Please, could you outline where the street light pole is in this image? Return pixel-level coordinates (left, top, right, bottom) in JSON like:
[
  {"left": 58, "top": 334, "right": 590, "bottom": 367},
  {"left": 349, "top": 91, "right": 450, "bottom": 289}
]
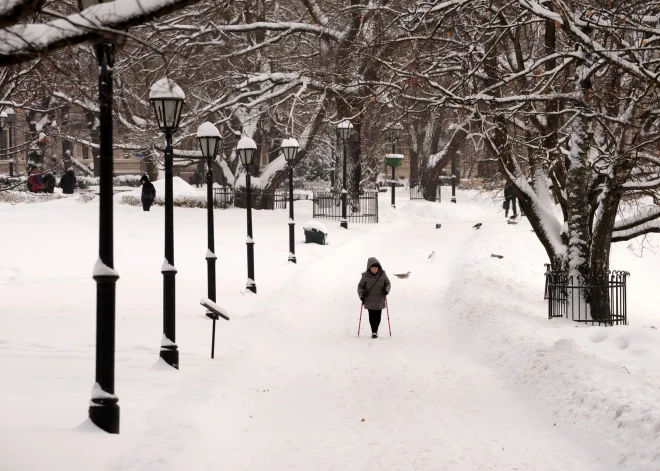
[
  {"left": 451, "top": 155, "right": 457, "bottom": 203},
  {"left": 149, "top": 78, "right": 185, "bottom": 369},
  {"left": 282, "top": 137, "right": 300, "bottom": 264},
  {"left": 391, "top": 140, "right": 396, "bottom": 208},
  {"left": 5, "top": 108, "right": 15, "bottom": 176},
  {"left": 336, "top": 120, "right": 353, "bottom": 229},
  {"left": 237, "top": 136, "right": 258, "bottom": 293},
  {"left": 89, "top": 41, "right": 119, "bottom": 434}
]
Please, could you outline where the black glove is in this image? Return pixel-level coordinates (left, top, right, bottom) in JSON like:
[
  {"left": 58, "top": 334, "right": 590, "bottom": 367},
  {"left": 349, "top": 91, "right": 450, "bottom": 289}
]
[
  {"left": 383, "top": 289, "right": 389, "bottom": 295},
  {"left": 360, "top": 294, "right": 365, "bottom": 302}
]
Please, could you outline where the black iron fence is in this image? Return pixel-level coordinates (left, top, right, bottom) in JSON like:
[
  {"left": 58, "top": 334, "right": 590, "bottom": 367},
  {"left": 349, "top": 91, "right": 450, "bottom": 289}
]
[
  {"left": 213, "top": 188, "right": 286, "bottom": 210},
  {"left": 312, "top": 190, "right": 378, "bottom": 224},
  {"left": 545, "top": 270, "right": 629, "bottom": 326}
]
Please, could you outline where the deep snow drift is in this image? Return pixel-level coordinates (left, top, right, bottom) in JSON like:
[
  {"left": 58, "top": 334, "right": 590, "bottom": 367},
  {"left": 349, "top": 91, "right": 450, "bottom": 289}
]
[{"left": 1, "top": 187, "right": 658, "bottom": 470}]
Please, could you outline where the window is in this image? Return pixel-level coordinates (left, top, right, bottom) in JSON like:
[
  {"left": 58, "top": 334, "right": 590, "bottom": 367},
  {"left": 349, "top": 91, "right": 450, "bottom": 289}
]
[{"left": 82, "top": 145, "right": 89, "bottom": 160}]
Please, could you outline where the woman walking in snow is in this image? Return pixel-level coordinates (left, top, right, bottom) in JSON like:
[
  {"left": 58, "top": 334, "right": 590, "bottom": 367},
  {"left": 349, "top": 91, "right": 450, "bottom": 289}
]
[{"left": 357, "top": 257, "right": 391, "bottom": 339}]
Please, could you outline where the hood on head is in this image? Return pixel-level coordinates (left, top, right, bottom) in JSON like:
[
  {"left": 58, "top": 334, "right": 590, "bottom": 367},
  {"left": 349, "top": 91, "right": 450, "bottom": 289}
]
[
  {"left": 141, "top": 174, "right": 150, "bottom": 183},
  {"left": 366, "top": 256, "right": 382, "bottom": 271}
]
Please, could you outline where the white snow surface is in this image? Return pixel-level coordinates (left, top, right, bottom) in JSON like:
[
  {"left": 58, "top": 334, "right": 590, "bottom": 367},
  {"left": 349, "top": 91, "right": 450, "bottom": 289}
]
[
  {"left": 197, "top": 121, "right": 220, "bottom": 137},
  {"left": 237, "top": 136, "right": 257, "bottom": 150},
  {"left": 149, "top": 77, "right": 185, "bottom": 100},
  {"left": 302, "top": 220, "right": 328, "bottom": 233},
  {"left": 1, "top": 190, "right": 659, "bottom": 470}
]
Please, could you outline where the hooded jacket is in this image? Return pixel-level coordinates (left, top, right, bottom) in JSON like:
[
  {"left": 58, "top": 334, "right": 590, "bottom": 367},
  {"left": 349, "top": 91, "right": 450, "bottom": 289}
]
[
  {"left": 357, "top": 256, "right": 391, "bottom": 310},
  {"left": 141, "top": 175, "right": 156, "bottom": 202},
  {"left": 59, "top": 169, "right": 76, "bottom": 194}
]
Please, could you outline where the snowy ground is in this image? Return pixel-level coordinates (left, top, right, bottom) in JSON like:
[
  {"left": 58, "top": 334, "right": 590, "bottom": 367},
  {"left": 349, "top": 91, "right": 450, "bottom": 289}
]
[{"left": 1, "top": 186, "right": 659, "bottom": 470}]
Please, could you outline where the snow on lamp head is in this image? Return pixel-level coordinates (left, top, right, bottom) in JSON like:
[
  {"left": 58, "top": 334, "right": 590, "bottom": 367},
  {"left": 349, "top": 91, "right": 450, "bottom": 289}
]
[
  {"left": 281, "top": 137, "right": 300, "bottom": 162},
  {"left": 237, "top": 136, "right": 257, "bottom": 167},
  {"left": 336, "top": 119, "right": 353, "bottom": 140},
  {"left": 196, "top": 122, "right": 221, "bottom": 159},
  {"left": 149, "top": 78, "right": 185, "bottom": 133}
]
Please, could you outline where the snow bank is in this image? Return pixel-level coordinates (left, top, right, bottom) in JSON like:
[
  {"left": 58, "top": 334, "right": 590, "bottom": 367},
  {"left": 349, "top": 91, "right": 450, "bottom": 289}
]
[
  {"left": 446, "top": 218, "right": 660, "bottom": 471},
  {"left": 119, "top": 176, "right": 202, "bottom": 201}
]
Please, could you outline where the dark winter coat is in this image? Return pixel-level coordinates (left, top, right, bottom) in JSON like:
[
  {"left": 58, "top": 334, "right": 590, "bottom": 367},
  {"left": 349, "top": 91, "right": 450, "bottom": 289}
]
[
  {"left": 357, "top": 256, "right": 391, "bottom": 310},
  {"left": 42, "top": 173, "right": 56, "bottom": 193},
  {"left": 59, "top": 170, "right": 76, "bottom": 194},
  {"left": 141, "top": 177, "right": 156, "bottom": 203},
  {"left": 504, "top": 183, "right": 514, "bottom": 200}
]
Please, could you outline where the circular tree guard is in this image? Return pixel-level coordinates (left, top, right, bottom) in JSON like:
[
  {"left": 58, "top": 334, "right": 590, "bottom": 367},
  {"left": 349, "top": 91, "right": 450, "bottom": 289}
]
[{"left": 384, "top": 153, "right": 405, "bottom": 168}]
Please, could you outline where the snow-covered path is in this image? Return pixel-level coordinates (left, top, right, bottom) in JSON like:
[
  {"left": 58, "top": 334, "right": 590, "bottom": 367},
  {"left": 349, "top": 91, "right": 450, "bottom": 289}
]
[{"left": 0, "top": 194, "right": 614, "bottom": 470}]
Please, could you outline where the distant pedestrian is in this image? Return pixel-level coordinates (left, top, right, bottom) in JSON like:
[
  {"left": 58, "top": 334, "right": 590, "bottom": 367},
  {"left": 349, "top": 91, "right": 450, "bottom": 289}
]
[
  {"left": 357, "top": 257, "right": 391, "bottom": 339},
  {"left": 503, "top": 182, "right": 517, "bottom": 219},
  {"left": 42, "top": 173, "right": 56, "bottom": 193},
  {"left": 194, "top": 169, "right": 203, "bottom": 188},
  {"left": 59, "top": 168, "right": 76, "bottom": 194},
  {"left": 140, "top": 174, "right": 156, "bottom": 211},
  {"left": 27, "top": 166, "right": 45, "bottom": 193}
]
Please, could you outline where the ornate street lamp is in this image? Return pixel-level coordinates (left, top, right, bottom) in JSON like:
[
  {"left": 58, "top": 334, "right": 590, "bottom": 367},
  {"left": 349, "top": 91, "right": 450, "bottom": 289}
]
[
  {"left": 451, "top": 156, "right": 457, "bottom": 203},
  {"left": 387, "top": 123, "right": 404, "bottom": 208},
  {"left": 336, "top": 119, "right": 353, "bottom": 229},
  {"left": 78, "top": 0, "right": 119, "bottom": 434},
  {"left": 281, "top": 137, "right": 300, "bottom": 264},
  {"left": 237, "top": 136, "right": 257, "bottom": 293},
  {"left": 196, "top": 122, "right": 222, "bottom": 357},
  {"left": 149, "top": 77, "right": 185, "bottom": 369}
]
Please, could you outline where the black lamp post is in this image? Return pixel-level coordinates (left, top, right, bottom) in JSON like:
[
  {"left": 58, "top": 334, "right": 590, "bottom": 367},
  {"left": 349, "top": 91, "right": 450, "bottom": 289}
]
[
  {"left": 5, "top": 108, "right": 15, "bottom": 176},
  {"left": 0, "top": 111, "right": 6, "bottom": 162},
  {"left": 336, "top": 119, "right": 353, "bottom": 229},
  {"left": 281, "top": 137, "right": 300, "bottom": 264},
  {"left": 451, "top": 155, "right": 457, "bottom": 203},
  {"left": 237, "top": 136, "right": 257, "bottom": 293},
  {"left": 387, "top": 123, "right": 403, "bottom": 208},
  {"left": 196, "top": 122, "right": 222, "bottom": 356},
  {"left": 149, "top": 78, "right": 185, "bottom": 369},
  {"left": 78, "top": 0, "right": 119, "bottom": 434}
]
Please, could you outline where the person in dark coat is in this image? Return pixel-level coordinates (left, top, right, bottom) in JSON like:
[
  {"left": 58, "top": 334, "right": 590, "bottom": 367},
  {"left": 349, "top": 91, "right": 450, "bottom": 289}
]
[
  {"left": 357, "top": 256, "right": 391, "bottom": 338},
  {"left": 42, "top": 173, "right": 56, "bottom": 193},
  {"left": 27, "top": 166, "right": 45, "bottom": 193},
  {"left": 59, "top": 168, "right": 76, "bottom": 194},
  {"left": 503, "top": 182, "right": 517, "bottom": 219},
  {"left": 194, "top": 168, "right": 203, "bottom": 188},
  {"left": 140, "top": 174, "right": 156, "bottom": 211}
]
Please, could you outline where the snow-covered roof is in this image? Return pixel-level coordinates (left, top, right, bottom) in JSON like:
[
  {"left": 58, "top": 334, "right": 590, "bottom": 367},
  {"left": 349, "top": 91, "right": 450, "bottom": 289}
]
[
  {"left": 149, "top": 78, "right": 185, "bottom": 100},
  {"left": 281, "top": 137, "right": 300, "bottom": 149},
  {"left": 237, "top": 136, "right": 257, "bottom": 150},
  {"left": 385, "top": 154, "right": 404, "bottom": 160},
  {"left": 197, "top": 121, "right": 220, "bottom": 138}
]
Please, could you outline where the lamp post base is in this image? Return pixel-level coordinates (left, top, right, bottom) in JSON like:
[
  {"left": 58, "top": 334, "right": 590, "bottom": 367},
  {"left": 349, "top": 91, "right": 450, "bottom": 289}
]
[
  {"left": 160, "top": 348, "right": 179, "bottom": 369},
  {"left": 288, "top": 255, "right": 297, "bottom": 264},
  {"left": 340, "top": 219, "right": 348, "bottom": 229},
  {"left": 89, "top": 401, "right": 119, "bottom": 434},
  {"left": 451, "top": 197, "right": 457, "bottom": 203}
]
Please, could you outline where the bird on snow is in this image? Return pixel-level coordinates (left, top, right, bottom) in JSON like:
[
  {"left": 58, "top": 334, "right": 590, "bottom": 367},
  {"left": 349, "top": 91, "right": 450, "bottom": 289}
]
[
  {"left": 394, "top": 271, "right": 412, "bottom": 279},
  {"left": 436, "top": 223, "right": 442, "bottom": 229},
  {"left": 473, "top": 223, "right": 482, "bottom": 229},
  {"left": 427, "top": 251, "right": 436, "bottom": 263}
]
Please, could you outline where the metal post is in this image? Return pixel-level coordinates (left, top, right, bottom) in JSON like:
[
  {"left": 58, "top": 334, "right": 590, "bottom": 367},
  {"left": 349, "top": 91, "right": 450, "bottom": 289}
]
[
  {"left": 205, "top": 157, "right": 218, "bottom": 357},
  {"left": 451, "top": 156, "right": 457, "bottom": 203},
  {"left": 341, "top": 140, "right": 348, "bottom": 229},
  {"left": 161, "top": 131, "right": 179, "bottom": 369},
  {"left": 288, "top": 164, "right": 296, "bottom": 263},
  {"left": 330, "top": 148, "right": 335, "bottom": 188},
  {"left": 391, "top": 141, "right": 396, "bottom": 208},
  {"left": 89, "top": 42, "right": 119, "bottom": 434},
  {"left": 246, "top": 171, "right": 257, "bottom": 293},
  {"left": 8, "top": 122, "right": 13, "bottom": 177}
]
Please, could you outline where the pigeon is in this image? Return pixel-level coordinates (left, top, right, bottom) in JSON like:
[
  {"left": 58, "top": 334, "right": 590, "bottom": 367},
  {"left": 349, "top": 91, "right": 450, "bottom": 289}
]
[
  {"left": 436, "top": 223, "right": 442, "bottom": 229},
  {"left": 507, "top": 219, "right": 518, "bottom": 225},
  {"left": 394, "top": 271, "right": 412, "bottom": 279},
  {"left": 491, "top": 254, "right": 504, "bottom": 259},
  {"left": 427, "top": 251, "right": 436, "bottom": 263},
  {"left": 473, "top": 223, "right": 482, "bottom": 229}
]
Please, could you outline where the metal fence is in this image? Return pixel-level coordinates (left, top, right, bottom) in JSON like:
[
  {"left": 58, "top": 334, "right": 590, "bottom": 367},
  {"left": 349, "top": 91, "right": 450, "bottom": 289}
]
[
  {"left": 312, "top": 190, "right": 379, "bottom": 224},
  {"left": 409, "top": 177, "right": 454, "bottom": 201},
  {"left": 213, "top": 188, "right": 286, "bottom": 210},
  {"left": 545, "top": 270, "right": 629, "bottom": 326}
]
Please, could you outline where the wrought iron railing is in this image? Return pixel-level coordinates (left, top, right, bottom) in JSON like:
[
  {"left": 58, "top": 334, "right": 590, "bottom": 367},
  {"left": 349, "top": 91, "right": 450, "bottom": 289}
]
[
  {"left": 312, "top": 190, "right": 378, "bottom": 224},
  {"left": 545, "top": 270, "right": 629, "bottom": 326},
  {"left": 213, "top": 188, "right": 286, "bottom": 210}
]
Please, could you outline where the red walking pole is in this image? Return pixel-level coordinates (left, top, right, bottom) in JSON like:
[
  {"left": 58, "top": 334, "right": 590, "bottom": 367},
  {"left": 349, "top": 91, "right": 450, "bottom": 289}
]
[
  {"left": 385, "top": 298, "right": 391, "bottom": 336},
  {"left": 357, "top": 303, "right": 364, "bottom": 337}
]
